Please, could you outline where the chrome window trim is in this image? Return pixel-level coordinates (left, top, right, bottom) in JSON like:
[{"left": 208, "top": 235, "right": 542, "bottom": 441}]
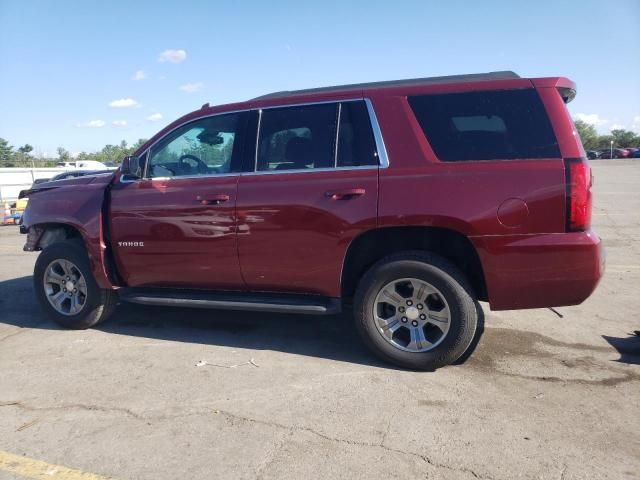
[
  {"left": 254, "top": 109, "right": 263, "bottom": 172},
  {"left": 130, "top": 166, "right": 377, "bottom": 182},
  {"left": 146, "top": 172, "right": 242, "bottom": 182},
  {"left": 364, "top": 98, "right": 390, "bottom": 168},
  {"left": 119, "top": 175, "right": 140, "bottom": 184},
  {"left": 241, "top": 165, "right": 378, "bottom": 177},
  {"left": 120, "top": 97, "right": 390, "bottom": 185},
  {"left": 333, "top": 102, "right": 342, "bottom": 168}
]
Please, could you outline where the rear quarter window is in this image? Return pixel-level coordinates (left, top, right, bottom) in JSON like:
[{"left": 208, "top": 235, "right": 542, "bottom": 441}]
[{"left": 408, "top": 89, "right": 560, "bottom": 162}]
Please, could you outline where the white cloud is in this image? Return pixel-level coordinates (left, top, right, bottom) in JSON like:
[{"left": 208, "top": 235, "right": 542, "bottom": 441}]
[
  {"left": 112, "top": 120, "right": 127, "bottom": 127},
  {"left": 76, "top": 119, "right": 106, "bottom": 128},
  {"left": 631, "top": 115, "right": 640, "bottom": 133},
  {"left": 179, "top": 82, "right": 204, "bottom": 93},
  {"left": 574, "top": 113, "right": 607, "bottom": 126},
  {"left": 158, "top": 49, "right": 187, "bottom": 63},
  {"left": 146, "top": 113, "right": 163, "bottom": 122},
  {"left": 609, "top": 123, "right": 626, "bottom": 131},
  {"left": 131, "top": 70, "right": 146, "bottom": 81},
  {"left": 109, "top": 98, "right": 139, "bottom": 108}
]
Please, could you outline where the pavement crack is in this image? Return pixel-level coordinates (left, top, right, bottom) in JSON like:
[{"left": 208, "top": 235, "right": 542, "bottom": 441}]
[
  {"left": 254, "top": 429, "right": 292, "bottom": 480},
  {"left": 379, "top": 403, "right": 402, "bottom": 449},
  {"left": 0, "top": 400, "right": 145, "bottom": 420},
  {"left": 215, "top": 409, "right": 492, "bottom": 479},
  {"left": 0, "top": 329, "right": 28, "bottom": 342},
  {"left": 0, "top": 401, "right": 490, "bottom": 478}
]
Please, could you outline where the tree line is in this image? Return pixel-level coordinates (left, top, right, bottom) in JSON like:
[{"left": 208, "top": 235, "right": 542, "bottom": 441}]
[
  {"left": 573, "top": 121, "right": 639, "bottom": 151},
  {"left": 0, "top": 138, "right": 147, "bottom": 168}
]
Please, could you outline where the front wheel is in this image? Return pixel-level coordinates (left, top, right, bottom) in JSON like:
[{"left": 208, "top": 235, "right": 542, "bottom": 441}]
[
  {"left": 354, "top": 251, "right": 478, "bottom": 370},
  {"left": 33, "top": 239, "right": 117, "bottom": 329}
]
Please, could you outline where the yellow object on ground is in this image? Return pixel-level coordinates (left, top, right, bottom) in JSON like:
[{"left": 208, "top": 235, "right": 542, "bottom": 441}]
[
  {"left": 16, "top": 198, "right": 28, "bottom": 210},
  {"left": 0, "top": 450, "right": 114, "bottom": 480}
]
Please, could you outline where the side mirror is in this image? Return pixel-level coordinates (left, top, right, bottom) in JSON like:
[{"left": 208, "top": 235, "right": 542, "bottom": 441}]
[{"left": 121, "top": 156, "right": 142, "bottom": 180}]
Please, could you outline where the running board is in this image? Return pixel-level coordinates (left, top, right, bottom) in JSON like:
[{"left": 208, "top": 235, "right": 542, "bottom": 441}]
[{"left": 118, "top": 288, "right": 341, "bottom": 315}]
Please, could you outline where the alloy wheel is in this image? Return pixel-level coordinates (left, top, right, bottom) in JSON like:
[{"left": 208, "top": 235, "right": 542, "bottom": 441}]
[{"left": 373, "top": 277, "right": 451, "bottom": 352}]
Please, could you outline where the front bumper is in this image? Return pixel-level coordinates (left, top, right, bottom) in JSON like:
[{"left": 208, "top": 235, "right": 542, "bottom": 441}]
[{"left": 472, "top": 230, "right": 604, "bottom": 310}]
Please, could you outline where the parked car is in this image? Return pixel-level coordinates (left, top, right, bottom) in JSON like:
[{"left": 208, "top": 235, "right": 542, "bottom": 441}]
[
  {"left": 633, "top": 149, "right": 640, "bottom": 158},
  {"left": 19, "top": 71, "right": 604, "bottom": 370},
  {"left": 586, "top": 150, "right": 601, "bottom": 160},
  {"left": 625, "top": 147, "right": 639, "bottom": 157},
  {"left": 76, "top": 160, "right": 107, "bottom": 170},
  {"left": 29, "top": 178, "right": 51, "bottom": 189},
  {"left": 599, "top": 148, "right": 630, "bottom": 159}
]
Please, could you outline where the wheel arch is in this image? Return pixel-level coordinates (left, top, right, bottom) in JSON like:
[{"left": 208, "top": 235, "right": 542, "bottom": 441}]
[
  {"left": 28, "top": 221, "right": 116, "bottom": 290},
  {"left": 30, "top": 222, "right": 84, "bottom": 250},
  {"left": 341, "top": 226, "right": 487, "bottom": 302}
]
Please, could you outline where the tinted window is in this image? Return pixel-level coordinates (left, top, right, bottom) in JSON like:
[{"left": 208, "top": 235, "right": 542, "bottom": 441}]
[
  {"left": 408, "top": 89, "right": 560, "bottom": 161},
  {"left": 147, "top": 113, "right": 241, "bottom": 178},
  {"left": 337, "top": 101, "right": 378, "bottom": 167},
  {"left": 257, "top": 104, "right": 338, "bottom": 171}
]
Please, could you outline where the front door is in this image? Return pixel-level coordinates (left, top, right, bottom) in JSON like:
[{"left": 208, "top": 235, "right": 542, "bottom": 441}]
[
  {"left": 110, "top": 111, "right": 248, "bottom": 289},
  {"left": 236, "top": 101, "right": 380, "bottom": 297}
]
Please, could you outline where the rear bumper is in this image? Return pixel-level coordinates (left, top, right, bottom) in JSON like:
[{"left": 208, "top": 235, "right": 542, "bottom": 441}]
[{"left": 472, "top": 230, "right": 604, "bottom": 310}]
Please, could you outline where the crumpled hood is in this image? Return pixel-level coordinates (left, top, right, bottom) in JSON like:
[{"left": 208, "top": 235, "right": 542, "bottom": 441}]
[
  {"left": 19, "top": 171, "right": 115, "bottom": 199},
  {"left": 20, "top": 170, "right": 115, "bottom": 232}
]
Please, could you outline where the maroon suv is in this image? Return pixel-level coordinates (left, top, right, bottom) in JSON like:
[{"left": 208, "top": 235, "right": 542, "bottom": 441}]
[{"left": 20, "top": 71, "right": 604, "bottom": 369}]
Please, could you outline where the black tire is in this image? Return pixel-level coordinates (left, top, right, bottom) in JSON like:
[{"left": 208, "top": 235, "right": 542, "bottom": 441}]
[
  {"left": 354, "top": 251, "right": 478, "bottom": 370},
  {"left": 33, "top": 239, "right": 117, "bottom": 329}
]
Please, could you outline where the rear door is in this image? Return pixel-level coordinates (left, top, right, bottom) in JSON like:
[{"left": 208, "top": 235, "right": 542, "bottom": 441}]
[
  {"left": 236, "top": 100, "right": 381, "bottom": 297},
  {"left": 110, "top": 111, "right": 248, "bottom": 289}
]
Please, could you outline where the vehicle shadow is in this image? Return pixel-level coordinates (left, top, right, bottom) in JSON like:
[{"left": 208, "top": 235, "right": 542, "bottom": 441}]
[
  {"left": 1, "top": 275, "right": 484, "bottom": 371},
  {"left": 602, "top": 334, "right": 640, "bottom": 366}
]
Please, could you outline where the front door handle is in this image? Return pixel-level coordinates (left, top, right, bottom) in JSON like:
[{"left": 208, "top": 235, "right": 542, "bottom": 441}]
[
  {"left": 325, "top": 188, "right": 366, "bottom": 200},
  {"left": 197, "top": 194, "right": 230, "bottom": 205}
]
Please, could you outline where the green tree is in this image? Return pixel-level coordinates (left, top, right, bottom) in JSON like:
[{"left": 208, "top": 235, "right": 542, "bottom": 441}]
[
  {"left": 132, "top": 138, "right": 147, "bottom": 151},
  {"left": 610, "top": 129, "right": 639, "bottom": 148},
  {"left": 573, "top": 120, "right": 599, "bottom": 150},
  {"left": 0, "top": 138, "right": 14, "bottom": 164},
  {"left": 16, "top": 144, "right": 35, "bottom": 167},
  {"left": 18, "top": 144, "right": 33, "bottom": 154},
  {"left": 595, "top": 134, "right": 614, "bottom": 150},
  {"left": 57, "top": 147, "right": 71, "bottom": 163}
]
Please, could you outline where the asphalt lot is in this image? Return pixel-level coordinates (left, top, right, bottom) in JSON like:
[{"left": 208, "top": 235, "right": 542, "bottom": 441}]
[{"left": 0, "top": 159, "right": 639, "bottom": 480}]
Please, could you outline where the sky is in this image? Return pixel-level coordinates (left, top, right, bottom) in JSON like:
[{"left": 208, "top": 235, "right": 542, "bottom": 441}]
[{"left": 0, "top": 0, "right": 639, "bottom": 156}]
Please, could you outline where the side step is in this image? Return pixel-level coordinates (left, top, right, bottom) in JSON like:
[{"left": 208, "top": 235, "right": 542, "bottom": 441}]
[{"left": 118, "top": 288, "right": 341, "bottom": 316}]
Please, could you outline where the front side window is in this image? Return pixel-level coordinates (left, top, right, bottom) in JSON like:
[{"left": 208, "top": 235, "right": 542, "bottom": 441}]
[
  {"left": 408, "top": 89, "right": 560, "bottom": 162},
  {"left": 147, "top": 113, "right": 241, "bottom": 178}
]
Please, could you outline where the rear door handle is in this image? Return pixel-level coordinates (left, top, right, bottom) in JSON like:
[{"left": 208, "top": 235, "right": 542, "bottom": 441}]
[
  {"left": 325, "top": 188, "right": 366, "bottom": 200},
  {"left": 197, "top": 194, "right": 230, "bottom": 205}
]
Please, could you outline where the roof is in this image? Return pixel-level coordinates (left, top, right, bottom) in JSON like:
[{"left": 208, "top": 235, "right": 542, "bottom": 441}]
[{"left": 252, "top": 71, "right": 520, "bottom": 100}]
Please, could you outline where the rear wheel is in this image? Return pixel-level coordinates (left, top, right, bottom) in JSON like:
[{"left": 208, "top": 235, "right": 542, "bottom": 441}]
[
  {"left": 34, "top": 240, "right": 117, "bottom": 329},
  {"left": 354, "top": 251, "right": 478, "bottom": 370}
]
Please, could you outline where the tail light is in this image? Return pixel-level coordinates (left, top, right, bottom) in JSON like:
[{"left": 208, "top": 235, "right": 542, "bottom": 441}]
[{"left": 565, "top": 158, "right": 592, "bottom": 231}]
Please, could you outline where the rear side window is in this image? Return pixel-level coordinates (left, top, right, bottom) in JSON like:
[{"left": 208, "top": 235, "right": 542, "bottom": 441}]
[
  {"left": 337, "top": 101, "right": 378, "bottom": 167},
  {"left": 408, "top": 89, "right": 560, "bottom": 161},
  {"left": 255, "top": 101, "right": 379, "bottom": 172},
  {"left": 257, "top": 104, "right": 338, "bottom": 171}
]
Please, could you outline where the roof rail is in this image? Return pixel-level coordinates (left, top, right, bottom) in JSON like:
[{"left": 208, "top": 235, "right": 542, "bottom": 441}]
[{"left": 252, "top": 71, "right": 520, "bottom": 100}]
